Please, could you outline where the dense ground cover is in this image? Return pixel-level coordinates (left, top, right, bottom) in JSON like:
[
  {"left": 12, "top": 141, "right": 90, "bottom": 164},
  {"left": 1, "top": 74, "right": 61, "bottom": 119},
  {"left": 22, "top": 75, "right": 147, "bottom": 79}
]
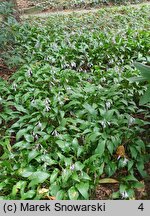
[
  {"left": 23, "top": 0, "right": 149, "bottom": 11},
  {"left": 0, "top": 4, "right": 150, "bottom": 199}
]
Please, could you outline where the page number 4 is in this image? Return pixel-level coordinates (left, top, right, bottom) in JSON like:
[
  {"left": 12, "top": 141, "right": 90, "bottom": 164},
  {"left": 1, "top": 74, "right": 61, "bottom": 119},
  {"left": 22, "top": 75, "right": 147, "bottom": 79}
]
[{"left": 138, "top": 203, "right": 144, "bottom": 211}]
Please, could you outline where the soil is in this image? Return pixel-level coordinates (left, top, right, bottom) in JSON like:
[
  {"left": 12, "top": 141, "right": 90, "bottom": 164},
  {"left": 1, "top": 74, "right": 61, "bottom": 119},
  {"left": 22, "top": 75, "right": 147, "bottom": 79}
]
[
  {"left": 0, "top": 59, "right": 16, "bottom": 80},
  {"left": 18, "top": 1, "right": 150, "bottom": 18},
  {"left": 17, "top": 0, "right": 30, "bottom": 9},
  {"left": 94, "top": 163, "right": 150, "bottom": 200},
  {"left": 92, "top": 157, "right": 150, "bottom": 200}
]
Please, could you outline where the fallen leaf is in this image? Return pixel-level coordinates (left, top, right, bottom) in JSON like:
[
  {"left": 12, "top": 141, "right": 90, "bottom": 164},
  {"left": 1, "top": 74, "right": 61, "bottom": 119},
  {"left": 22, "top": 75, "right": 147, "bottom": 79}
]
[
  {"left": 38, "top": 188, "right": 49, "bottom": 194},
  {"left": 99, "top": 178, "right": 119, "bottom": 184},
  {"left": 46, "top": 196, "right": 56, "bottom": 200},
  {"left": 116, "top": 145, "right": 126, "bottom": 158}
]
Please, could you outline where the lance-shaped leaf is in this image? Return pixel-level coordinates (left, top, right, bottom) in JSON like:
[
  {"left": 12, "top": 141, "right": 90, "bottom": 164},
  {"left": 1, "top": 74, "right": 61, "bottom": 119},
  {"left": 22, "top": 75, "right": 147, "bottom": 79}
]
[{"left": 134, "top": 62, "right": 150, "bottom": 80}]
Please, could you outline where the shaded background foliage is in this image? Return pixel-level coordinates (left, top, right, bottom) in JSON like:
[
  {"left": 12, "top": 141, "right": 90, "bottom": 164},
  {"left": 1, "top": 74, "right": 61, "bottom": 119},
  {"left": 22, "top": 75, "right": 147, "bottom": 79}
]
[{"left": 0, "top": 0, "right": 150, "bottom": 200}]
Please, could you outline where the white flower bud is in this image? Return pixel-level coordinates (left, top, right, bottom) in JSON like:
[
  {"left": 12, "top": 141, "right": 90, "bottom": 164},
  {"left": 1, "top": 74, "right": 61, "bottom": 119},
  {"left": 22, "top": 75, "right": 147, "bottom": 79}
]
[
  {"left": 101, "top": 120, "right": 106, "bottom": 128},
  {"left": 105, "top": 101, "right": 111, "bottom": 110},
  {"left": 52, "top": 130, "right": 59, "bottom": 137},
  {"left": 101, "top": 77, "right": 106, "bottom": 82},
  {"left": 122, "top": 158, "right": 128, "bottom": 166},
  {"left": 37, "top": 121, "right": 42, "bottom": 129},
  {"left": 27, "top": 69, "right": 32, "bottom": 77},
  {"left": 45, "top": 98, "right": 51, "bottom": 112},
  {"left": 35, "top": 41, "right": 40, "bottom": 49},
  {"left": 70, "top": 164, "right": 75, "bottom": 171},
  {"left": 128, "top": 116, "right": 135, "bottom": 126},
  {"left": 121, "top": 191, "right": 129, "bottom": 199},
  {"left": 13, "top": 83, "right": 17, "bottom": 91},
  {"left": 35, "top": 134, "right": 39, "bottom": 140}
]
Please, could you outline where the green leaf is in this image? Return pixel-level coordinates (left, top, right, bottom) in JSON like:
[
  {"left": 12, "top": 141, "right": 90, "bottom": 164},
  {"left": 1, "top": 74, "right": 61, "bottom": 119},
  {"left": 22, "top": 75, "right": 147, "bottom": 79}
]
[
  {"left": 129, "top": 146, "right": 138, "bottom": 159},
  {"left": 22, "top": 92, "right": 31, "bottom": 102},
  {"left": 74, "top": 161, "right": 84, "bottom": 171},
  {"left": 21, "top": 190, "right": 36, "bottom": 200},
  {"left": 72, "top": 138, "right": 79, "bottom": 150},
  {"left": 28, "top": 171, "right": 50, "bottom": 187},
  {"left": 128, "top": 160, "right": 134, "bottom": 171},
  {"left": 95, "top": 140, "right": 106, "bottom": 157},
  {"left": 119, "top": 184, "right": 127, "bottom": 193},
  {"left": 14, "top": 104, "right": 28, "bottom": 113},
  {"left": 105, "top": 109, "right": 115, "bottom": 121},
  {"left": 82, "top": 103, "right": 97, "bottom": 115},
  {"left": 50, "top": 183, "right": 60, "bottom": 196},
  {"left": 16, "top": 129, "right": 28, "bottom": 141},
  {"left": 136, "top": 161, "right": 147, "bottom": 178},
  {"left": 0, "top": 182, "right": 6, "bottom": 191},
  {"left": 64, "top": 158, "right": 72, "bottom": 167},
  {"left": 12, "top": 181, "right": 26, "bottom": 197},
  {"left": 76, "top": 182, "right": 89, "bottom": 199},
  {"left": 62, "top": 169, "right": 72, "bottom": 183},
  {"left": 98, "top": 163, "right": 104, "bottom": 176},
  {"left": 12, "top": 141, "right": 29, "bottom": 149},
  {"left": 133, "top": 182, "right": 144, "bottom": 189},
  {"left": 139, "top": 85, "right": 150, "bottom": 105},
  {"left": 112, "top": 191, "right": 120, "bottom": 199},
  {"left": 72, "top": 172, "right": 80, "bottom": 182},
  {"left": 77, "top": 146, "right": 84, "bottom": 157},
  {"left": 81, "top": 172, "right": 91, "bottom": 181},
  {"left": 28, "top": 150, "right": 39, "bottom": 162},
  {"left": 88, "top": 132, "right": 100, "bottom": 142},
  {"left": 126, "top": 188, "right": 135, "bottom": 198},
  {"left": 24, "top": 134, "right": 34, "bottom": 143},
  {"left": 56, "top": 140, "right": 65, "bottom": 148},
  {"left": 134, "top": 62, "right": 150, "bottom": 80},
  {"left": 50, "top": 169, "right": 59, "bottom": 184},
  {"left": 68, "top": 187, "right": 79, "bottom": 200},
  {"left": 56, "top": 190, "right": 65, "bottom": 200},
  {"left": 19, "top": 167, "right": 35, "bottom": 178},
  {"left": 122, "top": 175, "right": 138, "bottom": 182},
  {"left": 129, "top": 76, "right": 146, "bottom": 82},
  {"left": 64, "top": 100, "right": 80, "bottom": 109},
  {"left": 107, "top": 142, "right": 114, "bottom": 155},
  {"left": 43, "top": 134, "right": 51, "bottom": 141}
]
